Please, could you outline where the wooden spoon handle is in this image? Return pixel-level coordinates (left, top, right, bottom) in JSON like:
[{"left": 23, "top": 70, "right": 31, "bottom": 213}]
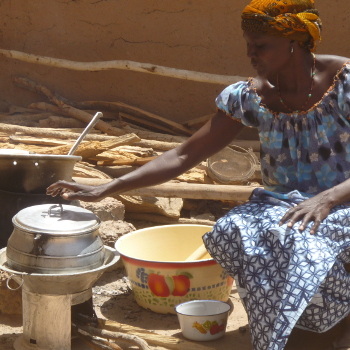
[{"left": 185, "top": 244, "right": 209, "bottom": 261}]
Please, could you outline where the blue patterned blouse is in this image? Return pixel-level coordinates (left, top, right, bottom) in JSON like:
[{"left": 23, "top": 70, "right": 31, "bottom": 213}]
[{"left": 216, "top": 62, "right": 350, "bottom": 195}]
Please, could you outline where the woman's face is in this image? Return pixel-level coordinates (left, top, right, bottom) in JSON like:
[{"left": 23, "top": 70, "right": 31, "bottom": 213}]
[{"left": 243, "top": 31, "right": 292, "bottom": 77}]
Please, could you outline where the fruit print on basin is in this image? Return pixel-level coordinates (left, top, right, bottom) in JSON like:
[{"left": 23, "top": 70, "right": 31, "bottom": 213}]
[{"left": 122, "top": 255, "right": 233, "bottom": 314}]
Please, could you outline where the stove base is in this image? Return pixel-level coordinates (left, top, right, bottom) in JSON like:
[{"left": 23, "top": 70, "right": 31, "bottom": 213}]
[
  {"left": 14, "top": 336, "right": 95, "bottom": 350},
  {"left": 15, "top": 289, "right": 92, "bottom": 350},
  {"left": 14, "top": 335, "right": 60, "bottom": 350}
]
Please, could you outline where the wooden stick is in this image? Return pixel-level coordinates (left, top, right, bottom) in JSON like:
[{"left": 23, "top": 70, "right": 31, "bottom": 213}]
[
  {"left": 13, "top": 77, "right": 126, "bottom": 137},
  {"left": 0, "top": 112, "right": 51, "bottom": 123},
  {"left": 96, "top": 156, "right": 156, "bottom": 166},
  {"left": 119, "top": 112, "right": 180, "bottom": 135},
  {"left": 125, "top": 212, "right": 215, "bottom": 226},
  {"left": 0, "top": 123, "right": 128, "bottom": 141},
  {"left": 0, "top": 49, "right": 247, "bottom": 85},
  {"left": 30, "top": 101, "right": 75, "bottom": 115},
  {"left": 9, "top": 135, "right": 72, "bottom": 146},
  {"left": 72, "top": 177, "right": 258, "bottom": 201},
  {"left": 9, "top": 105, "right": 49, "bottom": 115},
  {"left": 78, "top": 333, "right": 123, "bottom": 350},
  {"left": 77, "top": 324, "right": 151, "bottom": 350},
  {"left": 39, "top": 115, "right": 88, "bottom": 129},
  {"left": 121, "top": 124, "right": 187, "bottom": 143},
  {"left": 133, "top": 139, "right": 181, "bottom": 151},
  {"left": 99, "top": 319, "right": 216, "bottom": 350}
]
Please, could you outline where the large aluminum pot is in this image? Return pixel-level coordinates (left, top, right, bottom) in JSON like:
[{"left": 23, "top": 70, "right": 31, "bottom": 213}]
[
  {"left": 0, "top": 153, "right": 81, "bottom": 193},
  {"left": 6, "top": 203, "right": 105, "bottom": 274}
]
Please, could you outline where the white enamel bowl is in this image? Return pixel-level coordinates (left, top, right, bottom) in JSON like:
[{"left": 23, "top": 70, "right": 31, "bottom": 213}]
[{"left": 175, "top": 300, "right": 232, "bottom": 341}]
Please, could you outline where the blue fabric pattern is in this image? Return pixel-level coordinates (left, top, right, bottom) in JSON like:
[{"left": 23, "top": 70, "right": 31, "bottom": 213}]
[
  {"left": 215, "top": 62, "right": 350, "bottom": 195},
  {"left": 203, "top": 62, "right": 350, "bottom": 350}
]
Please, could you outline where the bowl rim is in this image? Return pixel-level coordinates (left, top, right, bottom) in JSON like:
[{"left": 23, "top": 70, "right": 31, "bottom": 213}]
[
  {"left": 174, "top": 299, "right": 232, "bottom": 316},
  {"left": 115, "top": 224, "right": 214, "bottom": 264},
  {"left": 0, "top": 246, "right": 119, "bottom": 277},
  {"left": 0, "top": 154, "right": 81, "bottom": 160}
]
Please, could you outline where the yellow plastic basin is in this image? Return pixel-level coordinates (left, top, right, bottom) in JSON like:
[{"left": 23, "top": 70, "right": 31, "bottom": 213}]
[{"left": 115, "top": 225, "right": 233, "bottom": 314}]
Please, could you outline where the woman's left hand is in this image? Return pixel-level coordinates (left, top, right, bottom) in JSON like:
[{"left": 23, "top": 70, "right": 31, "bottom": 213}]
[{"left": 279, "top": 192, "right": 334, "bottom": 234}]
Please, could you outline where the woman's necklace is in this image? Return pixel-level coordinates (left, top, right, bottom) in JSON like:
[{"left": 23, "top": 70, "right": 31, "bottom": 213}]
[{"left": 277, "top": 53, "right": 316, "bottom": 113}]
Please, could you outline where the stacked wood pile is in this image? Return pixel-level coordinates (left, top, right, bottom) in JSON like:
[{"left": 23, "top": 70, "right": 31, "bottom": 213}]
[{"left": 0, "top": 77, "right": 262, "bottom": 226}]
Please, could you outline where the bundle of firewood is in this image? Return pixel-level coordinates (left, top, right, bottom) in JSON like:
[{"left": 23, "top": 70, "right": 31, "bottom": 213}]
[{"left": 0, "top": 77, "right": 262, "bottom": 224}]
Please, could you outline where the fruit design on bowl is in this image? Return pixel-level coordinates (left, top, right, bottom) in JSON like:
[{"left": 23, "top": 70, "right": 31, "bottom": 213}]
[
  {"left": 193, "top": 319, "right": 227, "bottom": 335},
  {"left": 139, "top": 269, "right": 192, "bottom": 297},
  {"left": 131, "top": 263, "right": 233, "bottom": 314}
]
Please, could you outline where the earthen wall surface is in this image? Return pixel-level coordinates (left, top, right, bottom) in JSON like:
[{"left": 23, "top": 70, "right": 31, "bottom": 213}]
[{"left": 0, "top": 0, "right": 349, "bottom": 122}]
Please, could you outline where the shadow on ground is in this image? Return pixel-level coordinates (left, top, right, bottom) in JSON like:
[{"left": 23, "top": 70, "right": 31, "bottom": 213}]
[{"left": 285, "top": 322, "right": 344, "bottom": 350}]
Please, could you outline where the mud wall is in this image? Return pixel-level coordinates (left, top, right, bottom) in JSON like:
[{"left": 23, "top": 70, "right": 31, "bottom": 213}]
[{"left": 0, "top": 0, "right": 349, "bottom": 123}]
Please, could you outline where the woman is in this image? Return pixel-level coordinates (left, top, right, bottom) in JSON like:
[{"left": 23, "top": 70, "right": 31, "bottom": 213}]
[{"left": 47, "top": 1, "right": 350, "bottom": 349}]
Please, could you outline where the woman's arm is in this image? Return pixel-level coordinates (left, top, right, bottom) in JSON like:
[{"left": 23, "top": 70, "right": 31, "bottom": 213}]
[{"left": 47, "top": 110, "right": 245, "bottom": 201}]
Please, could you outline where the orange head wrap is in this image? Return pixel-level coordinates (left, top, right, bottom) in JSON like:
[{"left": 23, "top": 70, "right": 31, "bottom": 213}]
[{"left": 241, "top": 0, "right": 322, "bottom": 51}]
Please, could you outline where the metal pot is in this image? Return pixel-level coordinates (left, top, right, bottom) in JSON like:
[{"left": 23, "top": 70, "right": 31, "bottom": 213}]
[
  {"left": 0, "top": 189, "right": 71, "bottom": 249},
  {"left": 0, "top": 154, "right": 81, "bottom": 193},
  {"left": 6, "top": 203, "right": 105, "bottom": 274}
]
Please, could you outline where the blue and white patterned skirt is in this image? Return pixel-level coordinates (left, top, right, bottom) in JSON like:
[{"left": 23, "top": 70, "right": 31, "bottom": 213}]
[{"left": 203, "top": 188, "right": 350, "bottom": 350}]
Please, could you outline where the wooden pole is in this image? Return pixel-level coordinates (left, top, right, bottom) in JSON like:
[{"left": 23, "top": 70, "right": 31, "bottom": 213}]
[
  {"left": 72, "top": 177, "right": 259, "bottom": 201},
  {"left": 0, "top": 49, "right": 247, "bottom": 85},
  {"left": 0, "top": 123, "right": 137, "bottom": 142},
  {"left": 125, "top": 212, "right": 216, "bottom": 226}
]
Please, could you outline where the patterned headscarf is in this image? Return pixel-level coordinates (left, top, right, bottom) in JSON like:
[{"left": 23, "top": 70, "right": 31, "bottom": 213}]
[{"left": 241, "top": 0, "right": 322, "bottom": 51}]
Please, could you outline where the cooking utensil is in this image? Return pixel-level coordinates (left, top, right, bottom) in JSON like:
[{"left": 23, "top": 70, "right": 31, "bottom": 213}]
[
  {"left": 0, "top": 154, "right": 82, "bottom": 193},
  {"left": 0, "top": 112, "right": 101, "bottom": 193},
  {"left": 68, "top": 111, "right": 102, "bottom": 155},
  {"left": 6, "top": 203, "right": 105, "bottom": 274},
  {"left": 185, "top": 244, "right": 210, "bottom": 261}
]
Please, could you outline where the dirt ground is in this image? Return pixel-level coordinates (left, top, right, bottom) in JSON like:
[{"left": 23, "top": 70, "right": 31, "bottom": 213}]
[
  {"left": 0, "top": 208, "right": 345, "bottom": 350},
  {"left": 0, "top": 263, "right": 347, "bottom": 350}
]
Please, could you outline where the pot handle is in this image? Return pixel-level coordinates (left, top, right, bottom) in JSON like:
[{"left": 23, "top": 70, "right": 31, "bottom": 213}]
[
  {"left": 7, "top": 274, "right": 24, "bottom": 291},
  {"left": 48, "top": 203, "right": 64, "bottom": 217}
]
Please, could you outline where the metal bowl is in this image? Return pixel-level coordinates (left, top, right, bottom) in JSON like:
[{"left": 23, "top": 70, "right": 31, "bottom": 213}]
[
  {"left": 0, "top": 246, "right": 120, "bottom": 294},
  {"left": 0, "top": 153, "right": 81, "bottom": 193},
  {"left": 175, "top": 300, "right": 231, "bottom": 341},
  {"left": 6, "top": 203, "right": 105, "bottom": 274}
]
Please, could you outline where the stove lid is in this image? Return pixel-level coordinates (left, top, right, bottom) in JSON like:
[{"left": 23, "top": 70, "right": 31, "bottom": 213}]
[{"left": 13, "top": 204, "right": 100, "bottom": 235}]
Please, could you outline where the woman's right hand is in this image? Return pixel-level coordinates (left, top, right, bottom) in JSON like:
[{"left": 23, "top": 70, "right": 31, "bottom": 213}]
[{"left": 46, "top": 180, "right": 108, "bottom": 202}]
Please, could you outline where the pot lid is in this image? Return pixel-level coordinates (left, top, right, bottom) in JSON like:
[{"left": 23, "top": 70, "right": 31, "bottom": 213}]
[{"left": 13, "top": 204, "right": 100, "bottom": 235}]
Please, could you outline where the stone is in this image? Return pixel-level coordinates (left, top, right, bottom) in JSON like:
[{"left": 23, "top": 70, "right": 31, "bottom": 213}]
[
  {"left": 80, "top": 197, "right": 125, "bottom": 221},
  {"left": 99, "top": 220, "right": 136, "bottom": 248},
  {"left": 118, "top": 195, "right": 183, "bottom": 218}
]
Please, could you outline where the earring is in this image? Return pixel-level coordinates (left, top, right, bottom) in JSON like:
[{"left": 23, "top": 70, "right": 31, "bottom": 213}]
[{"left": 291, "top": 46, "right": 294, "bottom": 54}]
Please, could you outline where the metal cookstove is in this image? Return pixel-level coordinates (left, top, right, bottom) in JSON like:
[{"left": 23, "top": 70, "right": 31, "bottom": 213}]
[
  {"left": 0, "top": 247, "right": 119, "bottom": 350},
  {"left": 0, "top": 204, "right": 119, "bottom": 350}
]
